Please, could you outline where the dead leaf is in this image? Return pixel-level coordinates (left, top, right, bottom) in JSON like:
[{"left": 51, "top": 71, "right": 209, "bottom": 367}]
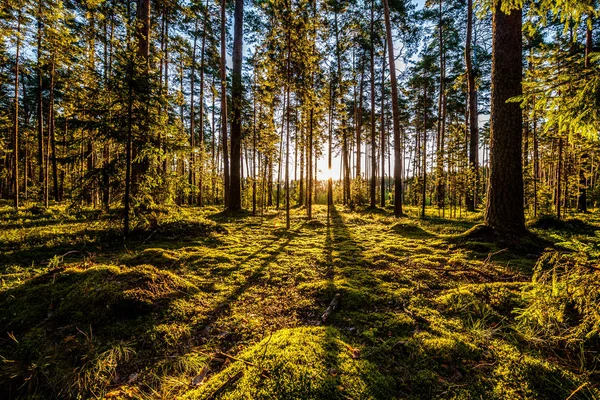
[{"left": 191, "top": 366, "right": 210, "bottom": 387}]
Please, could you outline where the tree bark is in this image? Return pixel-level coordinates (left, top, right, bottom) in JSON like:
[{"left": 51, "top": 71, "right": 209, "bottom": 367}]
[
  {"left": 13, "top": 10, "right": 21, "bottom": 209},
  {"left": 383, "top": 0, "right": 403, "bottom": 217},
  {"left": 465, "top": 0, "right": 478, "bottom": 212},
  {"left": 369, "top": 0, "right": 377, "bottom": 208},
  {"left": 484, "top": 2, "right": 525, "bottom": 234},
  {"left": 220, "top": 0, "right": 230, "bottom": 206},
  {"left": 229, "top": 0, "right": 244, "bottom": 211}
]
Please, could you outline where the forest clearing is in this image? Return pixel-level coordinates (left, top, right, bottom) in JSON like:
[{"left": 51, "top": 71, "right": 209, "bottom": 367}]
[
  {"left": 1, "top": 204, "right": 600, "bottom": 399},
  {"left": 1, "top": 0, "right": 600, "bottom": 398}
]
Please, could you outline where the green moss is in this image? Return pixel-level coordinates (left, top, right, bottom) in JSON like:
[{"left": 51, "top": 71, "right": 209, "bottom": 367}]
[{"left": 183, "top": 327, "right": 395, "bottom": 400}]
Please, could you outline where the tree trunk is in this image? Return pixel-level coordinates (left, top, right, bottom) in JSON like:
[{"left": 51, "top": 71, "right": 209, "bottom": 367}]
[
  {"left": 484, "top": 2, "right": 525, "bottom": 234},
  {"left": 37, "top": 6, "right": 44, "bottom": 188},
  {"left": 578, "top": 13, "right": 593, "bottom": 212},
  {"left": 465, "top": 0, "right": 478, "bottom": 212},
  {"left": 383, "top": 0, "right": 403, "bottom": 217},
  {"left": 436, "top": 0, "right": 446, "bottom": 213},
  {"left": 189, "top": 20, "right": 198, "bottom": 205},
  {"left": 50, "top": 61, "right": 59, "bottom": 202},
  {"left": 220, "top": 0, "right": 230, "bottom": 207},
  {"left": 13, "top": 10, "right": 21, "bottom": 209},
  {"left": 369, "top": 0, "right": 377, "bottom": 208},
  {"left": 229, "top": 0, "right": 244, "bottom": 211}
]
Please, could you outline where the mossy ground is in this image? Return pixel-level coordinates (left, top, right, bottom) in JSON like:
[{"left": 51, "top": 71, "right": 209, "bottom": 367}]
[{"left": 0, "top": 203, "right": 599, "bottom": 399}]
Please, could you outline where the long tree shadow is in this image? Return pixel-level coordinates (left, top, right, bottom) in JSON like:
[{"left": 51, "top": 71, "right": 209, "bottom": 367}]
[
  {"left": 320, "top": 206, "right": 407, "bottom": 399},
  {"left": 194, "top": 225, "right": 302, "bottom": 338}
]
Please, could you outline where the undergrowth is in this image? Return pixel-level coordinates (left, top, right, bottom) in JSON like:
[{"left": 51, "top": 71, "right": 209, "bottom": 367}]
[{"left": 0, "top": 203, "right": 599, "bottom": 399}]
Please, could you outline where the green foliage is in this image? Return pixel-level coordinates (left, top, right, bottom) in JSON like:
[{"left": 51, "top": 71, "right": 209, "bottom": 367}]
[{"left": 517, "top": 251, "right": 600, "bottom": 348}]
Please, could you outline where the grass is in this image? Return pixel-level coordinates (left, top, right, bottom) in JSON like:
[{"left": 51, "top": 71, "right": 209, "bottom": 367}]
[{"left": 0, "top": 202, "right": 599, "bottom": 399}]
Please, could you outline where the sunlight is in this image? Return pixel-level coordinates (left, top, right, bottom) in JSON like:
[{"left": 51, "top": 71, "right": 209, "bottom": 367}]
[{"left": 316, "top": 168, "right": 336, "bottom": 182}]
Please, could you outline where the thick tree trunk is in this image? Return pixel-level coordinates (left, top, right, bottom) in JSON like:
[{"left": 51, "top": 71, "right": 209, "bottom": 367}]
[
  {"left": 383, "top": 0, "right": 403, "bottom": 217},
  {"left": 220, "top": 0, "right": 230, "bottom": 207},
  {"left": 229, "top": 0, "right": 244, "bottom": 211},
  {"left": 484, "top": 2, "right": 525, "bottom": 233}
]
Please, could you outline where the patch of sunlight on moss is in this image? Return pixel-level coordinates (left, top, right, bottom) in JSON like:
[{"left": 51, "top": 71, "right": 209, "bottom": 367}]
[
  {"left": 491, "top": 342, "right": 597, "bottom": 400},
  {"left": 124, "top": 248, "right": 182, "bottom": 269},
  {"left": 182, "top": 326, "right": 394, "bottom": 400}
]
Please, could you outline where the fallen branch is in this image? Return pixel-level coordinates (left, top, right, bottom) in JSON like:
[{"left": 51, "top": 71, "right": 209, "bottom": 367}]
[
  {"left": 321, "top": 293, "right": 341, "bottom": 323},
  {"left": 482, "top": 248, "right": 508, "bottom": 267},
  {"left": 208, "top": 370, "right": 243, "bottom": 399},
  {"left": 215, "top": 352, "right": 257, "bottom": 368}
]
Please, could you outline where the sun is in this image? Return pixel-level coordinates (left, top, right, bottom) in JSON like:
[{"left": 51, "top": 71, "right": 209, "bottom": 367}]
[{"left": 316, "top": 168, "right": 336, "bottom": 182}]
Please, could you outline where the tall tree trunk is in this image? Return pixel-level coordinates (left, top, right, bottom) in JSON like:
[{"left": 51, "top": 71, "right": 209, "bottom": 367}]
[
  {"left": 383, "top": 0, "right": 403, "bottom": 217},
  {"left": 220, "top": 0, "right": 230, "bottom": 206},
  {"left": 229, "top": 0, "right": 244, "bottom": 211},
  {"left": 198, "top": 2, "right": 208, "bottom": 207},
  {"left": 422, "top": 86, "right": 428, "bottom": 219},
  {"left": 465, "top": 0, "right": 478, "bottom": 212},
  {"left": 50, "top": 61, "right": 59, "bottom": 202},
  {"left": 13, "top": 10, "right": 21, "bottom": 209},
  {"left": 132, "top": 0, "right": 150, "bottom": 196},
  {"left": 37, "top": 5, "right": 44, "bottom": 187},
  {"left": 436, "top": 0, "right": 446, "bottom": 213},
  {"left": 484, "top": 2, "right": 525, "bottom": 233},
  {"left": 369, "top": 0, "right": 377, "bottom": 208},
  {"left": 285, "top": 7, "right": 291, "bottom": 229},
  {"left": 189, "top": 20, "right": 198, "bottom": 205},
  {"left": 380, "top": 36, "right": 387, "bottom": 208},
  {"left": 578, "top": 13, "right": 593, "bottom": 212},
  {"left": 556, "top": 137, "right": 563, "bottom": 219},
  {"left": 356, "top": 70, "right": 364, "bottom": 186}
]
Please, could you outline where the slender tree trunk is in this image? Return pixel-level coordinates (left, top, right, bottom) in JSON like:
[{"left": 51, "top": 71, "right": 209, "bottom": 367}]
[
  {"left": 465, "top": 0, "right": 478, "bottom": 212},
  {"left": 285, "top": 8, "right": 291, "bottom": 229},
  {"left": 422, "top": 86, "right": 428, "bottom": 219},
  {"left": 308, "top": 107, "right": 313, "bottom": 218},
  {"left": 37, "top": 6, "right": 44, "bottom": 187},
  {"left": 13, "top": 10, "right": 21, "bottom": 209},
  {"left": 533, "top": 105, "right": 539, "bottom": 217},
  {"left": 380, "top": 36, "right": 387, "bottom": 208},
  {"left": 369, "top": 0, "right": 377, "bottom": 208},
  {"left": 198, "top": 2, "right": 208, "bottom": 207},
  {"left": 484, "top": 2, "right": 525, "bottom": 233},
  {"left": 436, "top": 0, "right": 446, "bottom": 213},
  {"left": 229, "top": 0, "right": 244, "bottom": 211},
  {"left": 356, "top": 70, "right": 364, "bottom": 187},
  {"left": 189, "top": 20, "right": 198, "bottom": 205},
  {"left": 556, "top": 137, "right": 563, "bottom": 219},
  {"left": 252, "top": 98, "right": 258, "bottom": 215},
  {"left": 383, "top": 0, "right": 403, "bottom": 217},
  {"left": 50, "top": 61, "right": 59, "bottom": 202},
  {"left": 578, "top": 13, "right": 593, "bottom": 212}
]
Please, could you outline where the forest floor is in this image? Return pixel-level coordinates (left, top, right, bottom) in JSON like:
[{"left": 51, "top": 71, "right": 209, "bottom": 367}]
[{"left": 0, "top": 203, "right": 599, "bottom": 399}]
